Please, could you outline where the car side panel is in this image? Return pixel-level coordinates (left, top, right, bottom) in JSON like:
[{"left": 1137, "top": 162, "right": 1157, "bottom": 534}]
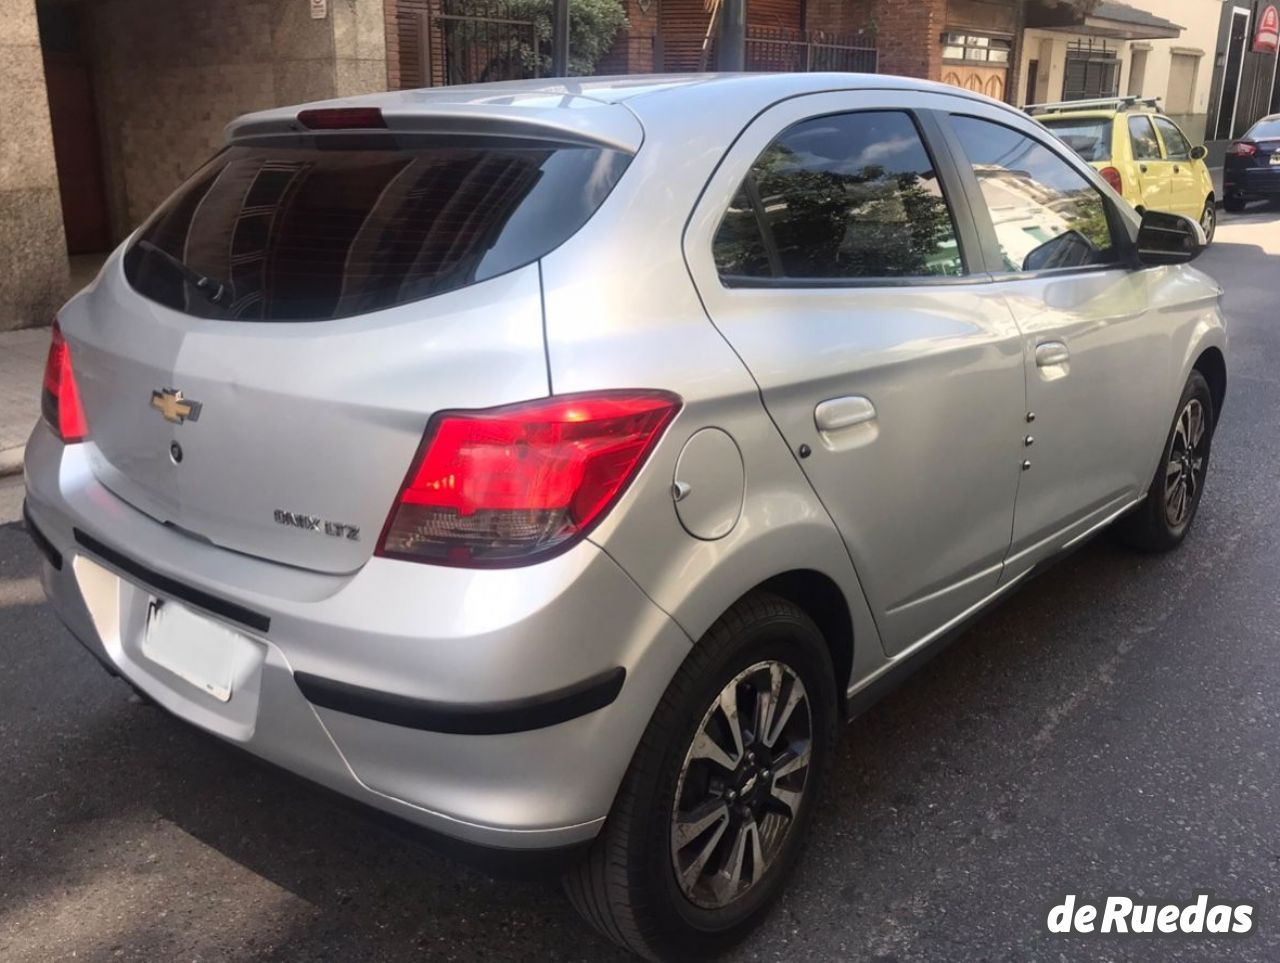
[
  {"left": 677, "top": 90, "right": 1028, "bottom": 657},
  {"left": 537, "top": 99, "right": 888, "bottom": 693}
]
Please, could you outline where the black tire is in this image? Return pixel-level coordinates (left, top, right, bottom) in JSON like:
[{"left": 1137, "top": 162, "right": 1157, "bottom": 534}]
[
  {"left": 1200, "top": 197, "right": 1216, "bottom": 243},
  {"left": 1223, "top": 193, "right": 1247, "bottom": 213},
  {"left": 1116, "top": 371, "right": 1214, "bottom": 552},
  {"left": 563, "top": 592, "right": 838, "bottom": 961}
]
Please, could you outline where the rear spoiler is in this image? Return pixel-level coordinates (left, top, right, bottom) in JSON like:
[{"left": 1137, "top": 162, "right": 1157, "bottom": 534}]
[{"left": 227, "top": 96, "right": 644, "bottom": 153}]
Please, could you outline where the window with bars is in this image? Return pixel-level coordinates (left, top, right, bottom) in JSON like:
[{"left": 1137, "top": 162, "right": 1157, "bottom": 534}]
[
  {"left": 1063, "top": 42, "right": 1119, "bottom": 101},
  {"left": 941, "top": 33, "right": 1012, "bottom": 65}
]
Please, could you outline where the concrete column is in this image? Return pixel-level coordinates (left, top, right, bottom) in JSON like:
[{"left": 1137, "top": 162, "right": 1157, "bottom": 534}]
[
  {"left": 331, "top": 0, "right": 390, "bottom": 96},
  {"left": 0, "top": 0, "right": 70, "bottom": 331}
]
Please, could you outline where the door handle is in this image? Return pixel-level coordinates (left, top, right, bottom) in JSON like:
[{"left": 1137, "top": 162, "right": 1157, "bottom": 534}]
[
  {"left": 815, "top": 395, "right": 876, "bottom": 432},
  {"left": 1035, "top": 341, "right": 1070, "bottom": 367},
  {"left": 1173, "top": 165, "right": 1180, "bottom": 173},
  {"left": 1140, "top": 164, "right": 1149, "bottom": 174}
]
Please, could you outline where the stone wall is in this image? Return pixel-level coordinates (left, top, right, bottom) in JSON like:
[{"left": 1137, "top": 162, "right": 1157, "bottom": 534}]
[
  {"left": 1, "top": 0, "right": 69, "bottom": 330},
  {"left": 85, "top": 0, "right": 386, "bottom": 240}
]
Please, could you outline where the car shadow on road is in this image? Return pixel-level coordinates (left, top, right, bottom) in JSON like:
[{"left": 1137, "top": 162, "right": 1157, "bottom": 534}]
[{"left": 1, "top": 515, "right": 1199, "bottom": 961}]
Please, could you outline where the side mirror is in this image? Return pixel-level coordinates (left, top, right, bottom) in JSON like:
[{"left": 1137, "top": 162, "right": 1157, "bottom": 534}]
[
  {"left": 1135, "top": 209, "right": 1207, "bottom": 266},
  {"left": 1189, "top": 144, "right": 1208, "bottom": 161}
]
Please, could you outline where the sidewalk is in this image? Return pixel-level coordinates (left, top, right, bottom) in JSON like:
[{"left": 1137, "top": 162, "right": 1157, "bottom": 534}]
[{"left": 0, "top": 326, "right": 50, "bottom": 478}]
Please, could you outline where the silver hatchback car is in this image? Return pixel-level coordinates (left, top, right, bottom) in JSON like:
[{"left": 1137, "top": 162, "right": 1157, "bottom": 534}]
[{"left": 24, "top": 73, "right": 1224, "bottom": 958}]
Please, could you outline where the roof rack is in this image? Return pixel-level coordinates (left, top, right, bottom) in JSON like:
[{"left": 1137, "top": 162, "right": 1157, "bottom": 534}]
[{"left": 1024, "top": 95, "right": 1161, "bottom": 116}]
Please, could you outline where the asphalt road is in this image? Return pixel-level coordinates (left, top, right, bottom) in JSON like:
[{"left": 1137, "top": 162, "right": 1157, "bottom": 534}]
[{"left": 3, "top": 207, "right": 1280, "bottom": 962}]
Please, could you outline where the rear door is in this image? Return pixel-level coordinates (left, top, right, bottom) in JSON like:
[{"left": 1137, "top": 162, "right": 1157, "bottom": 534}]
[
  {"left": 940, "top": 108, "right": 1166, "bottom": 578},
  {"left": 1126, "top": 114, "right": 1176, "bottom": 212},
  {"left": 62, "top": 129, "right": 634, "bottom": 573},
  {"left": 684, "top": 91, "right": 1026, "bottom": 656}
]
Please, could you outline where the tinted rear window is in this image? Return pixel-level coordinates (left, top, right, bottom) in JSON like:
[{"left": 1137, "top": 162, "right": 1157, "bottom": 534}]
[
  {"left": 123, "top": 137, "right": 630, "bottom": 321},
  {"left": 1039, "top": 119, "right": 1113, "bottom": 162},
  {"left": 1246, "top": 118, "right": 1280, "bottom": 140}
]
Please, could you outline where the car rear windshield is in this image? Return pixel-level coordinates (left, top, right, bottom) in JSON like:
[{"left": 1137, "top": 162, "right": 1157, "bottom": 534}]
[
  {"left": 1039, "top": 119, "right": 1113, "bottom": 162},
  {"left": 123, "top": 136, "right": 631, "bottom": 321},
  {"left": 1246, "top": 118, "right": 1280, "bottom": 140}
]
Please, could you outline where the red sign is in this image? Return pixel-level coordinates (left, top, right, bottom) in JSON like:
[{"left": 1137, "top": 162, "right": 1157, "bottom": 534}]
[{"left": 1256, "top": 4, "right": 1280, "bottom": 54}]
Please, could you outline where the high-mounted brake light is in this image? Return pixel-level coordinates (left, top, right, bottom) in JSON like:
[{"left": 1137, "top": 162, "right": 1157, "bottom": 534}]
[
  {"left": 1099, "top": 166, "right": 1123, "bottom": 194},
  {"left": 296, "top": 107, "right": 387, "bottom": 130},
  {"left": 1227, "top": 141, "right": 1258, "bottom": 157},
  {"left": 41, "top": 320, "right": 88, "bottom": 443},
  {"left": 377, "top": 391, "right": 681, "bottom": 567}
]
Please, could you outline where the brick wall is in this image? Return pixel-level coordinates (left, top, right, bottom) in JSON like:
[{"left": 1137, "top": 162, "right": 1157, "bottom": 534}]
[
  {"left": 874, "top": 0, "right": 947, "bottom": 79},
  {"left": 598, "top": 0, "right": 658, "bottom": 74},
  {"left": 805, "top": 0, "right": 875, "bottom": 37}
]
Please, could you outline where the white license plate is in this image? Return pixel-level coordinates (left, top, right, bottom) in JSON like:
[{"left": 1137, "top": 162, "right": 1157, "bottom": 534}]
[
  {"left": 142, "top": 599, "right": 259, "bottom": 702},
  {"left": 1270, "top": 153, "right": 1280, "bottom": 165}
]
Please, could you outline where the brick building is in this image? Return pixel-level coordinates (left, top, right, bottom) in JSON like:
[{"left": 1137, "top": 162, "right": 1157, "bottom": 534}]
[{"left": 1, "top": 0, "right": 1235, "bottom": 331}]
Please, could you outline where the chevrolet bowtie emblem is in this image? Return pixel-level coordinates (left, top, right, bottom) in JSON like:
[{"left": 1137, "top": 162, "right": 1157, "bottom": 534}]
[{"left": 150, "top": 388, "right": 202, "bottom": 425}]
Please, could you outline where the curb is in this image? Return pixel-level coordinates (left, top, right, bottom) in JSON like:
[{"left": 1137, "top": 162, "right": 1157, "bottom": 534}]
[{"left": 0, "top": 446, "right": 24, "bottom": 480}]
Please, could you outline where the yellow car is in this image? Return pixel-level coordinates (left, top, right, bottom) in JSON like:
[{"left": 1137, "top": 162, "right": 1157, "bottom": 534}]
[{"left": 1032, "top": 97, "right": 1217, "bottom": 243}]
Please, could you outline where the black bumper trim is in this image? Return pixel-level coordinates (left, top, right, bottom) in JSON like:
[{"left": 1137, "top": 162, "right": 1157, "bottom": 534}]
[
  {"left": 22, "top": 501, "right": 63, "bottom": 571},
  {"left": 295, "top": 665, "right": 627, "bottom": 735},
  {"left": 72, "top": 527, "right": 271, "bottom": 633}
]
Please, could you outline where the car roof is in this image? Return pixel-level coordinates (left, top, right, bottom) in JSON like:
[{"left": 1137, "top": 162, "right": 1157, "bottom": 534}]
[
  {"left": 226, "top": 72, "right": 1025, "bottom": 152},
  {"left": 1038, "top": 109, "right": 1161, "bottom": 122},
  {"left": 1038, "top": 111, "right": 1119, "bottom": 122}
]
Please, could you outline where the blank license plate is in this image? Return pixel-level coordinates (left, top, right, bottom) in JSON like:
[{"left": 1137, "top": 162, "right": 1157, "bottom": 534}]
[{"left": 142, "top": 599, "right": 258, "bottom": 702}]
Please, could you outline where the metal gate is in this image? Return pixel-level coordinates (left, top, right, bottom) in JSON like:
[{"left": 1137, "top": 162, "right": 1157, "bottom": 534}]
[{"left": 400, "top": 1, "right": 540, "bottom": 88}]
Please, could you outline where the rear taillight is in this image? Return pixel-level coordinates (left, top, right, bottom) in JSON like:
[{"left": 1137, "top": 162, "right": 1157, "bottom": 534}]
[
  {"left": 41, "top": 320, "right": 88, "bottom": 443},
  {"left": 1099, "top": 166, "right": 1123, "bottom": 193},
  {"left": 1227, "top": 141, "right": 1258, "bottom": 157},
  {"left": 378, "top": 391, "right": 681, "bottom": 567}
]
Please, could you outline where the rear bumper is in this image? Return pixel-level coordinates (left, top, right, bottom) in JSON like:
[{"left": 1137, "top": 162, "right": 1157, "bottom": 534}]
[
  {"left": 1223, "top": 166, "right": 1280, "bottom": 196},
  {"left": 23, "top": 426, "right": 692, "bottom": 851}
]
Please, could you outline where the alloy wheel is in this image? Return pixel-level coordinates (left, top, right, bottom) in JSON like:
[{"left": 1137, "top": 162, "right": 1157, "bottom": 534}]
[
  {"left": 670, "top": 661, "right": 813, "bottom": 910},
  {"left": 1165, "top": 397, "right": 1208, "bottom": 529},
  {"left": 1201, "top": 201, "right": 1216, "bottom": 242}
]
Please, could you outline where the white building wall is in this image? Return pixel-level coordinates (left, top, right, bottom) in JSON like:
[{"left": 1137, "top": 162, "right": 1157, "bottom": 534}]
[{"left": 1124, "top": 0, "right": 1223, "bottom": 142}]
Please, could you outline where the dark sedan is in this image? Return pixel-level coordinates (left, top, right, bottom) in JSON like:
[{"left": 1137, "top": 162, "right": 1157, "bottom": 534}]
[{"left": 1224, "top": 114, "right": 1280, "bottom": 211}]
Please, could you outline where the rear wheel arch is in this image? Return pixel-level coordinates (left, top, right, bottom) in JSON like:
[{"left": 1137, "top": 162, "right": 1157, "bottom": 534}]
[
  {"left": 1193, "top": 346, "right": 1226, "bottom": 423},
  {"left": 732, "top": 570, "right": 855, "bottom": 715}
]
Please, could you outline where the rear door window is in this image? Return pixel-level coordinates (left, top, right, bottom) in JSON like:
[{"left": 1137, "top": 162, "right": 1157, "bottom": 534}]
[
  {"left": 713, "top": 110, "right": 964, "bottom": 282},
  {"left": 123, "top": 138, "right": 630, "bottom": 321}
]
